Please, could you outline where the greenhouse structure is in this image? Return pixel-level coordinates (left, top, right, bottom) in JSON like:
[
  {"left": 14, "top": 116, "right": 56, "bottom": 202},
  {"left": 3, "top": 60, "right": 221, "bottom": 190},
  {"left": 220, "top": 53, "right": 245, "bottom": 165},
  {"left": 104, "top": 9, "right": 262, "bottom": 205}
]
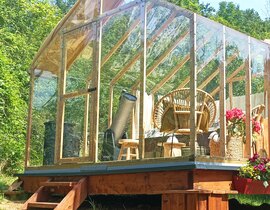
[{"left": 18, "top": 0, "right": 270, "bottom": 209}]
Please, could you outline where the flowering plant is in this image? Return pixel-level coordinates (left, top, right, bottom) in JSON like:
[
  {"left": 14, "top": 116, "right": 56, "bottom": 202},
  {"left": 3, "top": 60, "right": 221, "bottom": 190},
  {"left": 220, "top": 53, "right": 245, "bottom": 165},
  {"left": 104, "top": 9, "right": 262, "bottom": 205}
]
[
  {"left": 226, "top": 108, "right": 261, "bottom": 141},
  {"left": 226, "top": 108, "right": 245, "bottom": 137},
  {"left": 239, "top": 153, "right": 270, "bottom": 187}
]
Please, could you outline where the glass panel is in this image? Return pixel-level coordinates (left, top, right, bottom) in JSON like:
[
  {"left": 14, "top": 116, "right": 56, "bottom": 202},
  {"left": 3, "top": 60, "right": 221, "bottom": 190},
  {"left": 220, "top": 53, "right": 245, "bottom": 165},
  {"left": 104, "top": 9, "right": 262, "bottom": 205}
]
[
  {"left": 62, "top": 96, "right": 86, "bottom": 158},
  {"left": 145, "top": 3, "right": 191, "bottom": 159},
  {"left": 30, "top": 70, "right": 58, "bottom": 166},
  {"left": 65, "top": 0, "right": 98, "bottom": 30},
  {"left": 103, "top": 0, "right": 136, "bottom": 13},
  {"left": 33, "top": 0, "right": 98, "bottom": 74},
  {"left": 65, "top": 24, "right": 94, "bottom": 92},
  {"left": 195, "top": 16, "right": 223, "bottom": 157},
  {"left": 61, "top": 24, "right": 95, "bottom": 160},
  {"left": 196, "top": 16, "right": 223, "bottom": 95},
  {"left": 99, "top": 5, "right": 140, "bottom": 162},
  {"left": 146, "top": 12, "right": 191, "bottom": 95},
  {"left": 225, "top": 29, "right": 248, "bottom": 112},
  {"left": 250, "top": 38, "right": 268, "bottom": 154}
]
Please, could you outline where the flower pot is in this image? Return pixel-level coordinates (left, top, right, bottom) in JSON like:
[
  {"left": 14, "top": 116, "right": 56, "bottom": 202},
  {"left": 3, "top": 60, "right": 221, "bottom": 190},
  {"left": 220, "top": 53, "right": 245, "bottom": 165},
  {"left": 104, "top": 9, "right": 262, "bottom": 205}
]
[
  {"left": 233, "top": 176, "right": 270, "bottom": 194},
  {"left": 226, "top": 135, "right": 243, "bottom": 160}
]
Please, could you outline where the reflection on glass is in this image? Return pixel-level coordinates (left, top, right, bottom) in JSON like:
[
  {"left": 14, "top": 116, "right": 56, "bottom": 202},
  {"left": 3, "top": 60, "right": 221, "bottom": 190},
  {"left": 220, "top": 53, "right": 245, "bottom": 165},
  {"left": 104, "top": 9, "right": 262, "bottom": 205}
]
[
  {"left": 99, "top": 5, "right": 141, "bottom": 162},
  {"left": 30, "top": 70, "right": 58, "bottom": 166},
  {"left": 146, "top": 13, "right": 191, "bottom": 95},
  {"left": 225, "top": 28, "right": 248, "bottom": 111},
  {"left": 196, "top": 16, "right": 223, "bottom": 99},
  {"left": 65, "top": 24, "right": 94, "bottom": 93},
  {"left": 251, "top": 39, "right": 267, "bottom": 115},
  {"left": 102, "top": 0, "right": 136, "bottom": 13},
  {"left": 62, "top": 96, "right": 86, "bottom": 158}
]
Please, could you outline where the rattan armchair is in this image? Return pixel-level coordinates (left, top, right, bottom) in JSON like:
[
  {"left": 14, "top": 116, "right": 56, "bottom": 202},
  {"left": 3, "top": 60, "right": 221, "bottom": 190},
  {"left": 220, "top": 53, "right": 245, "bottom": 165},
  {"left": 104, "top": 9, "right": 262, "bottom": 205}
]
[{"left": 153, "top": 88, "right": 216, "bottom": 135}]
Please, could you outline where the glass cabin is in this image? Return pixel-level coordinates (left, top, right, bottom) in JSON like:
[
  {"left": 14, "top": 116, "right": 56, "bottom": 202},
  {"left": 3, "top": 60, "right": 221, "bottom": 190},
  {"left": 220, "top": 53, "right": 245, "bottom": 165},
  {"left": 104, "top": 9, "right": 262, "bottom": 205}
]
[{"left": 25, "top": 0, "right": 270, "bottom": 170}]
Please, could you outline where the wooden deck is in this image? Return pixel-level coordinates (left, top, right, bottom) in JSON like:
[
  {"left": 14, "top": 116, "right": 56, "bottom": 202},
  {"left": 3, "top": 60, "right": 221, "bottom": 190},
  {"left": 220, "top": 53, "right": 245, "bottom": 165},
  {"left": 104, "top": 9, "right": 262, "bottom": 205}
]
[{"left": 18, "top": 161, "right": 239, "bottom": 210}]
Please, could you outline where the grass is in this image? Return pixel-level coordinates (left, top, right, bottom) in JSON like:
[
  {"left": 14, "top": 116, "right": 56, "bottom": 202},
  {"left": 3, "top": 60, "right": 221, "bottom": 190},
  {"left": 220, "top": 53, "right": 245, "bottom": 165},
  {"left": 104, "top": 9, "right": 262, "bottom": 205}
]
[
  {"left": 0, "top": 174, "right": 17, "bottom": 201},
  {"left": 229, "top": 194, "right": 270, "bottom": 206}
]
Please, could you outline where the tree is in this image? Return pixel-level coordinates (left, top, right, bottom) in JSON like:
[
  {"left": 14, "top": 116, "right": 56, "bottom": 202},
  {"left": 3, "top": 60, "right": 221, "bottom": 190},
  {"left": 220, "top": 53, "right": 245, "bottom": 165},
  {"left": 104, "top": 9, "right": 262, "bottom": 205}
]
[
  {"left": 52, "top": 0, "right": 76, "bottom": 13},
  {"left": 0, "top": 0, "right": 62, "bottom": 174}
]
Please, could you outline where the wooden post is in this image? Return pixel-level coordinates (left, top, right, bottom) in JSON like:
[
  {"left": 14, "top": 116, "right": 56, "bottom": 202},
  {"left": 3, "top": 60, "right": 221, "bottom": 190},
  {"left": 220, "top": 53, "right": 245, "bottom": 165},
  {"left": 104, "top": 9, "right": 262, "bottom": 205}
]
[
  {"left": 190, "top": 13, "right": 197, "bottom": 156},
  {"left": 266, "top": 56, "right": 270, "bottom": 156},
  {"left": 229, "top": 82, "right": 233, "bottom": 109},
  {"left": 55, "top": 32, "right": 67, "bottom": 164},
  {"left": 108, "top": 85, "right": 114, "bottom": 127},
  {"left": 25, "top": 69, "right": 35, "bottom": 168},
  {"left": 245, "top": 37, "right": 252, "bottom": 158},
  {"left": 89, "top": 1, "right": 102, "bottom": 162},
  {"left": 220, "top": 26, "right": 226, "bottom": 157},
  {"left": 82, "top": 82, "right": 90, "bottom": 157},
  {"left": 208, "top": 194, "right": 229, "bottom": 210},
  {"left": 139, "top": 1, "right": 147, "bottom": 159}
]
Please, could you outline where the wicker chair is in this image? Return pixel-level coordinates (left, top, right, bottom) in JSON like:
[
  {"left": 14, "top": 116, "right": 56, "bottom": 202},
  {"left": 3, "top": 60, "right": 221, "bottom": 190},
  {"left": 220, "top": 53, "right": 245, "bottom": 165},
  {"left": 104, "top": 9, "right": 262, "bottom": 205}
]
[{"left": 153, "top": 88, "right": 216, "bottom": 135}]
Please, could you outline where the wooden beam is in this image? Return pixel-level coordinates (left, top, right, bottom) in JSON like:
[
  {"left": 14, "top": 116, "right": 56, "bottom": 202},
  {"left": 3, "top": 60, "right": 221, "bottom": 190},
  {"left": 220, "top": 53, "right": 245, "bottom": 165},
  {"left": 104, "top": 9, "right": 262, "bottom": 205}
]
[
  {"left": 108, "top": 85, "right": 114, "bottom": 127},
  {"left": 88, "top": 170, "right": 192, "bottom": 194},
  {"left": 55, "top": 33, "right": 67, "bottom": 164},
  {"left": 110, "top": 11, "right": 181, "bottom": 87},
  {"left": 25, "top": 70, "right": 35, "bottom": 167},
  {"left": 110, "top": 53, "right": 141, "bottom": 86},
  {"left": 190, "top": 13, "right": 197, "bottom": 156},
  {"left": 210, "top": 62, "right": 246, "bottom": 97},
  {"left": 230, "top": 75, "right": 245, "bottom": 83},
  {"left": 229, "top": 82, "right": 233, "bottom": 109},
  {"left": 219, "top": 26, "right": 226, "bottom": 157},
  {"left": 245, "top": 36, "right": 252, "bottom": 158},
  {"left": 198, "top": 52, "right": 238, "bottom": 90},
  {"left": 177, "top": 32, "right": 220, "bottom": 89},
  {"left": 139, "top": 2, "right": 147, "bottom": 159},
  {"left": 100, "top": 4, "right": 155, "bottom": 67},
  {"left": 66, "top": 33, "right": 94, "bottom": 70},
  {"left": 264, "top": 57, "right": 270, "bottom": 156},
  {"left": 151, "top": 54, "right": 190, "bottom": 94},
  {"left": 82, "top": 82, "right": 90, "bottom": 157},
  {"left": 62, "top": 89, "right": 91, "bottom": 99},
  {"left": 101, "top": 19, "right": 140, "bottom": 67},
  {"left": 90, "top": 22, "right": 102, "bottom": 162}
]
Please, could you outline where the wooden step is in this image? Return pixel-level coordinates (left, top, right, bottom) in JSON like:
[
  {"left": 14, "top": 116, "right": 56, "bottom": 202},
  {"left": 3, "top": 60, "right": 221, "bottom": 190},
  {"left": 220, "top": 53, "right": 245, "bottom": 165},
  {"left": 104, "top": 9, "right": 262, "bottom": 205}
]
[
  {"left": 41, "top": 181, "right": 77, "bottom": 187},
  {"left": 28, "top": 201, "right": 59, "bottom": 209}
]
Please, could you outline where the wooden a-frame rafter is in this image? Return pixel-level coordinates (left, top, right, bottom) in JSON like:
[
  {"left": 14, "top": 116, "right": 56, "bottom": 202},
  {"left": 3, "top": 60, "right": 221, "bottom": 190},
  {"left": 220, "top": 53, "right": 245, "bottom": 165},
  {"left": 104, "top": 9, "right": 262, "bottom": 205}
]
[
  {"left": 110, "top": 10, "right": 179, "bottom": 86},
  {"left": 151, "top": 30, "right": 214, "bottom": 94},
  {"left": 198, "top": 52, "right": 239, "bottom": 90},
  {"left": 210, "top": 61, "right": 246, "bottom": 96}
]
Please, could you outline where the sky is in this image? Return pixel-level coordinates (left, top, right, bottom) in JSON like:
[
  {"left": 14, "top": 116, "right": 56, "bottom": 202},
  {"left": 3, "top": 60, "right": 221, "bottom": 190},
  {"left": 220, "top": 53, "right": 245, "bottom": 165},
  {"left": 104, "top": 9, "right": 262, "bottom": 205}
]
[{"left": 201, "top": 0, "right": 268, "bottom": 19}]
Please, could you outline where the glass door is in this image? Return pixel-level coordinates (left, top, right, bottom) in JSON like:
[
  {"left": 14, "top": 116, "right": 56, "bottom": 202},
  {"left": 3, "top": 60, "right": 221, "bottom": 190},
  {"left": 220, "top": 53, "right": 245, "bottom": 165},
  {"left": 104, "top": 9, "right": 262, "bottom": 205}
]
[{"left": 57, "top": 23, "right": 96, "bottom": 163}]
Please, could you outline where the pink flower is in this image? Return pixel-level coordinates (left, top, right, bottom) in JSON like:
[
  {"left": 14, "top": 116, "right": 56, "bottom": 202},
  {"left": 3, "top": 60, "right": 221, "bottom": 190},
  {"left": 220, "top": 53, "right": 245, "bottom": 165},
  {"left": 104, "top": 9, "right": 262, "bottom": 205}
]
[
  {"left": 252, "top": 120, "right": 261, "bottom": 134},
  {"left": 249, "top": 153, "right": 259, "bottom": 162},
  {"left": 254, "top": 163, "right": 266, "bottom": 172}
]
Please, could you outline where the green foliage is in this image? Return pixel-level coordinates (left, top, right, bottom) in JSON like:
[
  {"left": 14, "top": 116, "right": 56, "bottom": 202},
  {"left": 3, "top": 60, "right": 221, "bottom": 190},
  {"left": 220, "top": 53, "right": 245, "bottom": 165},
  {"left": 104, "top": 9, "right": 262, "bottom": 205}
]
[
  {"left": 0, "top": 0, "right": 62, "bottom": 174},
  {"left": 52, "top": 0, "right": 76, "bottom": 14},
  {"left": 229, "top": 194, "right": 270, "bottom": 206}
]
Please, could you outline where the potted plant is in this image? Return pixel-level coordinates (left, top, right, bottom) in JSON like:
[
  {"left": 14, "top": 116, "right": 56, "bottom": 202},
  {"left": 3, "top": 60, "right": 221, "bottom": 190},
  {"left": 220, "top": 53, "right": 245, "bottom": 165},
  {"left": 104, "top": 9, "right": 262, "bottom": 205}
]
[
  {"left": 225, "top": 108, "right": 261, "bottom": 159},
  {"left": 233, "top": 153, "right": 270, "bottom": 194},
  {"left": 226, "top": 108, "right": 246, "bottom": 159}
]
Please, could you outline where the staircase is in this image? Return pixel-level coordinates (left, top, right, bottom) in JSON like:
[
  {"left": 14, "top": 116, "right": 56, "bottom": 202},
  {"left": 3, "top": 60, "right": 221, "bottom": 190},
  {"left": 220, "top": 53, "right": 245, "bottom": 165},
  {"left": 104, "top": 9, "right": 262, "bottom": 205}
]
[{"left": 22, "top": 177, "right": 87, "bottom": 210}]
